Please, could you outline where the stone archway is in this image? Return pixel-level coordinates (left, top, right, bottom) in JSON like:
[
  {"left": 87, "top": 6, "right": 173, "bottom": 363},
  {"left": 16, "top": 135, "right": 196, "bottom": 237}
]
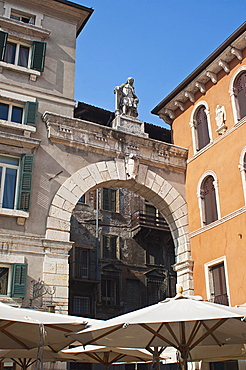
[{"left": 45, "top": 158, "right": 192, "bottom": 293}]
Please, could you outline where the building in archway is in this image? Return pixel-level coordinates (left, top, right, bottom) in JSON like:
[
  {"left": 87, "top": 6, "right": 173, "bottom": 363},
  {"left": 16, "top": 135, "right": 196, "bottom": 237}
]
[
  {"left": 0, "top": 0, "right": 190, "bottom": 312},
  {"left": 153, "top": 22, "right": 246, "bottom": 307}
]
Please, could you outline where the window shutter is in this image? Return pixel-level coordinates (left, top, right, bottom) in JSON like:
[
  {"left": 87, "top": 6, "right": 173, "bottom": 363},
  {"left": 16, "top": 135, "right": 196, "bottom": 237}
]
[
  {"left": 0, "top": 31, "right": 7, "bottom": 61},
  {"left": 17, "top": 154, "right": 34, "bottom": 211},
  {"left": 23, "top": 101, "right": 38, "bottom": 127},
  {"left": 196, "top": 106, "right": 210, "bottom": 150},
  {"left": 31, "top": 41, "right": 46, "bottom": 72},
  {"left": 11, "top": 263, "right": 27, "bottom": 297},
  {"left": 89, "top": 248, "right": 97, "bottom": 280},
  {"left": 235, "top": 73, "right": 246, "bottom": 120},
  {"left": 202, "top": 176, "right": 218, "bottom": 225}
]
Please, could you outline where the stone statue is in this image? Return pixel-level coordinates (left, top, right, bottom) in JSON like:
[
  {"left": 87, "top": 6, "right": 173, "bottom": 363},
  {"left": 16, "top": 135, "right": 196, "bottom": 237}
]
[
  {"left": 114, "top": 77, "right": 139, "bottom": 117},
  {"left": 215, "top": 105, "right": 226, "bottom": 128},
  {"left": 215, "top": 105, "right": 227, "bottom": 134}
]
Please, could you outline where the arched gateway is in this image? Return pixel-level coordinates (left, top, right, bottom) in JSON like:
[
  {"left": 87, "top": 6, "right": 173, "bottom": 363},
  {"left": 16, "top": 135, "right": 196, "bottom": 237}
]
[{"left": 43, "top": 107, "right": 193, "bottom": 306}]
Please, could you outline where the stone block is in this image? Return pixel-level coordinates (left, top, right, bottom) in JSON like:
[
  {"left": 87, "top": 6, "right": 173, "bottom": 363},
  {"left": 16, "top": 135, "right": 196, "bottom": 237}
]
[
  {"left": 158, "top": 181, "right": 172, "bottom": 199},
  {"left": 84, "top": 174, "right": 96, "bottom": 189},
  {"left": 63, "top": 200, "right": 75, "bottom": 212},
  {"left": 46, "top": 217, "right": 70, "bottom": 231},
  {"left": 63, "top": 178, "right": 77, "bottom": 192},
  {"left": 78, "top": 167, "right": 91, "bottom": 180},
  {"left": 43, "top": 261, "right": 57, "bottom": 274},
  {"left": 52, "top": 195, "right": 65, "bottom": 209},
  {"left": 97, "top": 161, "right": 107, "bottom": 172},
  {"left": 106, "top": 161, "right": 118, "bottom": 179},
  {"left": 144, "top": 170, "right": 156, "bottom": 189},
  {"left": 56, "top": 186, "right": 78, "bottom": 205},
  {"left": 115, "top": 159, "right": 126, "bottom": 180},
  {"left": 56, "top": 262, "right": 69, "bottom": 275},
  {"left": 136, "top": 164, "right": 148, "bottom": 185},
  {"left": 49, "top": 206, "right": 71, "bottom": 221},
  {"left": 44, "top": 273, "right": 68, "bottom": 286},
  {"left": 88, "top": 164, "right": 103, "bottom": 184},
  {"left": 46, "top": 228, "right": 70, "bottom": 242}
]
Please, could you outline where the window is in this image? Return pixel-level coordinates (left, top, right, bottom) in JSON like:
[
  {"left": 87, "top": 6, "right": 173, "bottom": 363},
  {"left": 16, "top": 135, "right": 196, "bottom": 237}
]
[
  {"left": 73, "top": 296, "right": 90, "bottom": 316},
  {"left": 126, "top": 279, "right": 141, "bottom": 312},
  {"left": 209, "top": 262, "right": 229, "bottom": 306},
  {"left": 239, "top": 147, "right": 246, "bottom": 204},
  {"left": 0, "top": 101, "right": 38, "bottom": 127},
  {"left": 0, "top": 154, "right": 34, "bottom": 211},
  {"left": 102, "top": 188, "right": 117, "bottom": 211},
  {"left": 234, "top": 72, "right": 246, "bottom": 121},
  {"left": 0, "top": 263, "right": 27, "bottom": 297},
  {"left": 102, "top": 235, "right": 118, "bottom": 259},
  {"left": 0, "top": 31, "right": 46, "bottom": 72},
  {"left": 200, "top": 175, "right": 219, "bottom": 225},
  {"left": 195, "top": 105, "right": 210, "bottom": 150},
  {"left": 190, "top": 102, "right": 212, "bottom": 154},
  {"left": 101, "top": 277, "right": 117, "bottom": 305},
  {"left": 10, "top": 10, "right": 35, "bottom": 25},
  {"left": 147, "top": 278, "right": 166, "bottom": 305},
  {"left": 74, "top": 248, "right": 89, "bottom": 279}
]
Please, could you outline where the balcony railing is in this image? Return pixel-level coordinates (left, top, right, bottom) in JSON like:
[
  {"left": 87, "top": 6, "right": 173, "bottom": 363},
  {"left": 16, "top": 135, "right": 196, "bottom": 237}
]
[{"left": 131, "top": 211, "right": 170, "bottom": 231}]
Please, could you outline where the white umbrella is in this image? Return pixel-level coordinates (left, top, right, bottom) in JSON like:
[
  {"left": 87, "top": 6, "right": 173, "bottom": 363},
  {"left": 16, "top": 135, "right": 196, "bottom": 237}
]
[
  {"left": 70, "top": 293, "right": 246, "bottom": 370},
  {"left": 63, "top": 345, "right": 164, "bottom": 370},
  {"left": 0, "top": 302, "right": 100, "bottom": 351},
  {"left": 0, "top": 347, "right": 79, "bottom": 370}
]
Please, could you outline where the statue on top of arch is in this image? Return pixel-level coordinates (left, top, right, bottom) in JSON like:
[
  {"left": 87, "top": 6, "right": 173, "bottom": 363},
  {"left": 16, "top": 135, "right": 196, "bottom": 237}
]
[{"left": 114, "top": 77, "right": 139, "bottom": 117}]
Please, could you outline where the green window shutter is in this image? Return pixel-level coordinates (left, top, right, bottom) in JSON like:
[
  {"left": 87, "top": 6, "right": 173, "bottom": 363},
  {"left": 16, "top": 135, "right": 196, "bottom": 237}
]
[
  {"left": 0, "top": 31, "right": 7, "bottom": 61},
  {"left": 31, "top": 41, "right": 46, "bottom": 72},
  {"left": 23, "top": 101, "right": 38, "bottom": 127},
  {"left": 11, "top": 263, "right": 28, "bottom": 298},
  {"left": 17, "top": 154, "right": 34, "bottom": 211}
]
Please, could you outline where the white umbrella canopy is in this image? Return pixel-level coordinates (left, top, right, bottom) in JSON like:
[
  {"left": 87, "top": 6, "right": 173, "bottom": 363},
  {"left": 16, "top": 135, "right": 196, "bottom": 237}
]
[
  {"left": 0, "top": 347, "right": 79, "bottom": 370},
  {"left": 0, "top": 302, "right": 100, "bottom": 351},
  {"left": 63, "top": 345, "right": 163, "bottom": 370},
  {"left": 70, "top": 294, "right": 246, "bottom": 370}
]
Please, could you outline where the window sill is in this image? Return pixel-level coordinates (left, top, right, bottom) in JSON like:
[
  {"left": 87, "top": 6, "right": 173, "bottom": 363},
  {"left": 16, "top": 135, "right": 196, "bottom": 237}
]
[
  {"left": 0, "top": 16, "right": 50, "bottom": 40},
  {"left": 0, "top": 119, "right": 36, "bottom": 134},
  {"left": 0, "top": 61, "right": 41, "bottom": 81},
  {"left": 0, "top": 208, "right": 29, "bottom": 225}
]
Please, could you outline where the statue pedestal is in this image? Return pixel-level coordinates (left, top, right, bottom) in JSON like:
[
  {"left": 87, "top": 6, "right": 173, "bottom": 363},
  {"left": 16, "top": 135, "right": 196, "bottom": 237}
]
[{"left": 112, "top": 114, "right": 149, "bottom": 138}]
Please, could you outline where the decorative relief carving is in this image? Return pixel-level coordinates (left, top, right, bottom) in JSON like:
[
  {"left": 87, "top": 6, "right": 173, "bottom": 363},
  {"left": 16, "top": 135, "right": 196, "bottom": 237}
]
[{"left": 215, "top": 105, "right": 227, "bottom": 135}]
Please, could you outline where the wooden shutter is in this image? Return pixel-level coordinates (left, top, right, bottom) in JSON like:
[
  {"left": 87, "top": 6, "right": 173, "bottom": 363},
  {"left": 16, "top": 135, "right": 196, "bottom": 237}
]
[
  {"left": 17, "top": 154, "right": 34, "bottom": 211},
  {"left": 202, "top": 176, "right": 218, "bottom": 225},
  {"left": 23, "top": 101, "right": 38, "bottom": 127},
  {"left": 11, "top": 263, "right": 27, "bottom": 297},
  {"left": 31, "top": 41, "right": 46, "bottom": 72},
  {"left": 196, "top": 106, "right": 210, "bottom": 150},
  {"left": 0, "top": 31, "right": 7, "bottom": 60},
  {"left": 211, "top": 263, "right": 229, "bottom": 305},
  {"left": 234, "top": 73, "right": 246, "bottom": 120}
]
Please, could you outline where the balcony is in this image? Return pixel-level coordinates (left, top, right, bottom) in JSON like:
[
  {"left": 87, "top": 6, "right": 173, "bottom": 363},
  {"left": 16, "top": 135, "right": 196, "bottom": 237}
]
[{"left": 131, "top": 211, "right": 170, "bottom": 234}]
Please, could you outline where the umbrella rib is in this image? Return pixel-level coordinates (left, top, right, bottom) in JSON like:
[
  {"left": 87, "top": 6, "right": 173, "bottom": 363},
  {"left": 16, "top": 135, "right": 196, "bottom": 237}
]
[
  {"left": 0, "top": 321, "right": 15, "bottom": 331},
  {"left": 186, "top": 321, "right": 202, "bottom": 347},
  {"left": 80, "top": 324, "right": 124, "bottom": 346},
  {"left": 190, "top": 318, "right": 228, "bottom": 350},
  {"left": 46, "top": 324, "right": 80, "bottom": 333},
  {"left": 140, "top": 323, "right": 179, "bottom": 348},
  {"left": 1, "top": 329, "right": 30, "bottom": 349},
  {"left": 200, "top": 320, "right": 223, "bottom": 346}
]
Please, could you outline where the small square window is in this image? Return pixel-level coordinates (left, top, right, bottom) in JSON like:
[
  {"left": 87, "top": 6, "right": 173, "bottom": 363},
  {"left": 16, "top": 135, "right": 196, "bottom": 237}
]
[{"left": 10, "top": 11, "right": 35, "bottom": 25}]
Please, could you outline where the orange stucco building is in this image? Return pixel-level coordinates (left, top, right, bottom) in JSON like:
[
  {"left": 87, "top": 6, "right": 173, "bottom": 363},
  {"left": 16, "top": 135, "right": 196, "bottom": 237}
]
[{"left": 153, "top": 22, "right": 246, "bottom": 307}]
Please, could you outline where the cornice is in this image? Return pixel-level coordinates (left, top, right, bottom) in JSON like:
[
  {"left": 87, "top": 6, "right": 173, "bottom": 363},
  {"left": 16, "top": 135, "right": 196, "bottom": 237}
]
[
  {"left": 43, "top": 112, "right": 188, "bottom": 173},
  {"left": 153, "top": 25, "right": 246, "bottom": 124}
]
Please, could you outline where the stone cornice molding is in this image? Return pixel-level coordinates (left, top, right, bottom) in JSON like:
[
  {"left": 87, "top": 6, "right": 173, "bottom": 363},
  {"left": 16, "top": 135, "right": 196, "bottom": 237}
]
[
  {"left": 43, "top": 112, "right": 188, "bottom": 173},
  {"left": 154, "top": 30, "right": 246, "bottom": 123}
]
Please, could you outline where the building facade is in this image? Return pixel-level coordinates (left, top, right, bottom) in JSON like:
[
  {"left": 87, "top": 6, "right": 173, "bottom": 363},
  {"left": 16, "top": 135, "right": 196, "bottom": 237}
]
[
  {"left": 0, "top": 0, "right": 190, "bottom": 314},
  {"left": 153, "top": 22, "right": 246, "bottom": 307}
]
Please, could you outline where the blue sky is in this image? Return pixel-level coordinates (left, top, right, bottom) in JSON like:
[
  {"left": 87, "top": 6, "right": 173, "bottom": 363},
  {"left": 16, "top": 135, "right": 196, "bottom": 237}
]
[{"left": 74, "top": 0, "right": 246, "bottom": 128}]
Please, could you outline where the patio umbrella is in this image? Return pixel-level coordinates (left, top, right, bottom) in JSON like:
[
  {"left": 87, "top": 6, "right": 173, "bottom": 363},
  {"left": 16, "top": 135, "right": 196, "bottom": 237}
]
[
  {"left": 63, "top": 345, "right": 164, "bottom": 370},
  {"left": 0, "top": 302, "right": 100, "bottom": 351},
  {"left": 0, "top": 347, "right": 79, "bottom": 370},
  {"left": 70, "top": 292, "right": 246, "bottom": 370}
]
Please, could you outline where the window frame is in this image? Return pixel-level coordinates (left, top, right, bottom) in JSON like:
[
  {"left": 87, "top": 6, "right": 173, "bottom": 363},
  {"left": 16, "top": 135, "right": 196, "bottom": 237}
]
[
  {"left": 189, "top": 101, "right": 212, "bottom": 154},
  {"left": 197, "top": 171, "right": 221, "bottom": 227},
  {"left": 0, "top": 263, "right": 27, "bottom": 298},
  {"left": 0, "top": 263, "right": 12, "bottom": 296},
  {"left": 102, "top": 187, "right": 118, "bottom": 212},
  {"left": 72, "top": 296, "right": 90, "bottom": 316},
  {"left": 101, "top": 276, "right": 118, "bottom": 306},
  {"left": 229, "top": 66, "right": 246, "bottom": 124},
  {"left": 0, "top": 101, "right": 24, "bottom": 124},
  {"left": 10, "top": 10, "right": 36, "bottom": 25},
  {"left": 3, "top": 39, "right": 31, "bottom": 69},
  {"left": 0, "top": 154, "right": 20, "bottom": 210},
  {"left": 204, "top": 257, "right": 230, "bottom": 306},
  {"left": 101, "top": 234, "right": 119, "bottom": 260}
]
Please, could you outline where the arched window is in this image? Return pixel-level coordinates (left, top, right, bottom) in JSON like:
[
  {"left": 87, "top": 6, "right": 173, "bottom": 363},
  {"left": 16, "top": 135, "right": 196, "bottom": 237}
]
[
  {"left": 200, "top": 175, "right": 218, "bottom": 225},
  {"left": 195, "top": 105, "right": 210, "bottom": 150},
  {"left": 190, "top": 102, "right": 212, "bottom": 154},
  {"left": 234, "top": 72, "right": 246, "bottom": 120}
]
